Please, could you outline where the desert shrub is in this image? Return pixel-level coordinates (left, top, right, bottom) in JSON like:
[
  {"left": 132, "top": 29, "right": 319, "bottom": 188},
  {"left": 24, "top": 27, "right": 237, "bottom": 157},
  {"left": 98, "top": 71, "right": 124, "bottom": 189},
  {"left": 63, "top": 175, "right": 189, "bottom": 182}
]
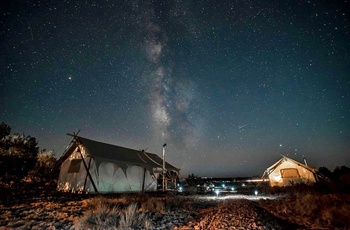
[
  {"left": 186, "top": 174, "right": 203, "bottom": 187},
  {"left": 119, "top": 203, "right": 151, "bottom": 229},
  {"left": 334, "top": 167, "right": 350, "bottom": 192},
  {"left": 132, "top": 193, "right": 151, "bottom": 204},
  {"left": 27, "top": 150, "right": 58, "bottom": 185},
  {"left": 166, "top": 196, "right": 194, "bottom": 211},
  {"left": 259, "top": 183, "right": 350, "bottom": 228},
  {"left": 291, "top": 192, "right": 323, "bottom": 216},
  {"left": 83, "top": 196, "right": 114, "bottom": 209},
  {"left": 76, "top": 197, "right": 151, "bottom": 230},
  {"left": 0, "top": 133, "right": 39, "bottom": 182},
  {"left": 140, "top": 197, "right": 166, "bottom": 213},
  {"left": 279, "top": 191, "right": 350, "bottom": 228},
  {"left": 75, "top": 200, "right": 120, "bottom": 230},
  {"left": 257, "top": 182, "right": 285, "bottom": 195},
  {"left": 0, "top": 122, "right": 11, "bottom": 139}
]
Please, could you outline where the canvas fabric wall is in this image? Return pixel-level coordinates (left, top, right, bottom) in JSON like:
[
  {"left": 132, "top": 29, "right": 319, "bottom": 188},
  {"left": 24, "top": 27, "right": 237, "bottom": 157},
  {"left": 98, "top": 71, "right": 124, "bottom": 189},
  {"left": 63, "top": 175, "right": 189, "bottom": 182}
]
[
  {"left": 57, "top": 151, "right": 157, "bottom": 193},
  {"left": 268, "top": 160, "right": 316, "bottom": 187}
]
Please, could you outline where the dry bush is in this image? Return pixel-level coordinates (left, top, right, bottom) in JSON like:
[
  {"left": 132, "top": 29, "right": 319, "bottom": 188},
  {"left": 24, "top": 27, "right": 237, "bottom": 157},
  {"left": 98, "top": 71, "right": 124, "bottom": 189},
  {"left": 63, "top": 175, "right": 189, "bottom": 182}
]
[
  {"left": 74, "top": 201, "right": 120, "bottom": 230},
  {"left": 257, "top": 182, "right": 287, "bottom": 195},
  {"left": 140, "top": 197, "right": 166, "bottom": 213},
  {"left": 264, "top": 191, "right": 350, "bottom": 228},
  {"left": 119, "top": 203, "right": 151, "bottom": 229},
  {"left": 77, "top": 196, "right": 151, "bottom": 230},
  {"left": 312, "top": 194, "right": 350, "bottom": 228},
  {"left": 166, "top": 196, "right": 194, "bottom": 211},
  {"left": 82, "top": 196, "right": 114, "bottom": 209},
  {"left": 291, "top": 192, "right": 321, "bottom": 216},
  {"left": 133, "top": 193, "right": 151, "bottom": 205}
]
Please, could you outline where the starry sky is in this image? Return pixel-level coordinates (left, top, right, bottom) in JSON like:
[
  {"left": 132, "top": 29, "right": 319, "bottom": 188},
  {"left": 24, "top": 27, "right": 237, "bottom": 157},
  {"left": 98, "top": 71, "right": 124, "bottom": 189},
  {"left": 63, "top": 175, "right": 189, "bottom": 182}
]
[{"left": 1, "top": 0, "right": 349, "bottom": 177}]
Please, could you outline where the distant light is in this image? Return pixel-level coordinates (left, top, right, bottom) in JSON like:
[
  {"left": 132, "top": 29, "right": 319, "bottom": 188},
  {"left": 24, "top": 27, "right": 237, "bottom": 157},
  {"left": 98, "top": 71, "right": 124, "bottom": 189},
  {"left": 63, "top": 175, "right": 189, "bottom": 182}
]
[
  {"left": 222, "top": 183, "right": 226, "bottom": 188},
  {"left": 215, "top": 190, "right": 220, "bottom": 196},
  {"left": 231, "top": 186, "right": 235, "bottom": 191},
  {"left": 242, "top": 183, "right": 246, "bottom": 187},
  {"left": 254, "top": 190, "right": 258, "bottom": 196}
]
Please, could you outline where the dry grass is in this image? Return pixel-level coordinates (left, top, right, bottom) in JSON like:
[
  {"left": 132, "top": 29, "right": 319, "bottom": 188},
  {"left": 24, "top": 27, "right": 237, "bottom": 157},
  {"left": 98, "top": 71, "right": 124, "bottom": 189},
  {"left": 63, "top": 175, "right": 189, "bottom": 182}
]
[
  {"left": 166, "top": 196, "right": 195, "bottom": 211},
  {"left": 292, "top": 192, "right": 350, "bottom": 228},
  {"left": 75, "top": 196, "right": 151, "bottom": 230},
  {"left": 258, "top": 191, "right": 350, "bottom": 228},
  {"left": 119, "top": 203, "right": 151, "bottom": 230},
  {"left": 140, "top": 197, "right": 166, "bottom": 213},
  {"left": 75, "top": 194, "right": 195, "bottom": 229},
  {"left": 74, "top": 201, "right": 120, "bottom": 230}
]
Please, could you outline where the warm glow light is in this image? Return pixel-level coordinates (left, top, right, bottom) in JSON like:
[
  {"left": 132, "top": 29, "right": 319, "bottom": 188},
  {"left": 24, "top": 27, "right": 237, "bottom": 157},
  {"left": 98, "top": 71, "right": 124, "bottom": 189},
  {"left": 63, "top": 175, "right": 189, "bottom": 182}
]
[{"left": 273, "top": 175, "right": 282, "bottom": 182}]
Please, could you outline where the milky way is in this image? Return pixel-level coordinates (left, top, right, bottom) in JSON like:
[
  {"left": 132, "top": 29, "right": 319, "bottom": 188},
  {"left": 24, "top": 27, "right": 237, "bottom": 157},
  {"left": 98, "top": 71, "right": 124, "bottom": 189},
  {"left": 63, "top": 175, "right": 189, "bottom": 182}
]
[{"left": 139, "top": 1, "right": 202, "bottom": 150}]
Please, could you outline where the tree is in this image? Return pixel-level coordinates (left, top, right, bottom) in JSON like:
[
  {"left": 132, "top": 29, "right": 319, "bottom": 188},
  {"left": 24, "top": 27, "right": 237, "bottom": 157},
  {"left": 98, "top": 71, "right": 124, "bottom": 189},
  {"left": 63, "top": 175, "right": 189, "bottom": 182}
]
[
  {"left": 333, "top": 166, "right": 350, "bottom": 180},
  {"left": 28, "top": 150, "right": 58, "bottom": 185},
  {"left": 0, "top": 122, "right": 39, "bottom": 182},
  {"left": 0, "top": 122, "right": 11, "bottom": 139},
  {"left": 318, "top": 166, "right": 333, "bottom": 179}
]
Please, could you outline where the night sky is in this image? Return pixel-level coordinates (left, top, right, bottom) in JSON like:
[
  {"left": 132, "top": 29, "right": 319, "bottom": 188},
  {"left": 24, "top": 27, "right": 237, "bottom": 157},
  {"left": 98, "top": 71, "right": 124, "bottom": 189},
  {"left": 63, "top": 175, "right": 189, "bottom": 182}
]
[{"left": 1, "top": 0, "right": 349, "bottom": 177}]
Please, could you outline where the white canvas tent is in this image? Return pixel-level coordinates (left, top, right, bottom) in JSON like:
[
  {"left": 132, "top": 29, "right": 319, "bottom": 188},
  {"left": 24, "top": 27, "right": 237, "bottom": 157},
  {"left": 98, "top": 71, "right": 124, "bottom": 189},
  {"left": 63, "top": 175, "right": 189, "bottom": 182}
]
[
  {"left": 57, "top": 135, "right": 179, "bottom": 193},
  {"left": 262, "top": 156, "right": 318, "bottom": 187}
]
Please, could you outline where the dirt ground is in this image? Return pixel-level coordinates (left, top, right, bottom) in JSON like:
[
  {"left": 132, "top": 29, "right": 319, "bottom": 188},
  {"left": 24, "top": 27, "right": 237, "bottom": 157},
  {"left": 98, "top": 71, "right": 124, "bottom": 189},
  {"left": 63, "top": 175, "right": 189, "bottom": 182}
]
[{"left": 0, "top": 186, "right": 347, "bottom": 229}]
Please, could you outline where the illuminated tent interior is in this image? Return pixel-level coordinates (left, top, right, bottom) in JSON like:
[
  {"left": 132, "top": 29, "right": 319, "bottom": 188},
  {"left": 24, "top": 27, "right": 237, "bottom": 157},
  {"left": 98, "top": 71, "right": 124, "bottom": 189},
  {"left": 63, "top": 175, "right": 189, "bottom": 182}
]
[
  {"left": 262, "top": 156, "right": 319, "bottom": 187},
  {"left": 57, "top": 135, "right": 179, "bottom": 193}
]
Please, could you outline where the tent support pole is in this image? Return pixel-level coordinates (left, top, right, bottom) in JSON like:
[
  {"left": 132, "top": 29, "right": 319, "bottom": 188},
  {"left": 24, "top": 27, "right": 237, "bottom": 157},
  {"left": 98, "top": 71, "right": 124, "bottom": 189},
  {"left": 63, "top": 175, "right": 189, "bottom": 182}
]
[
  {"left": 77, "top": 146, "right": 99, "bottom": 194},
  {"left": 83, "top": 158, "right": 92, "bottom": 192},
  {"left": 142, "top": 168, "right": 146, "bottom": 192}
]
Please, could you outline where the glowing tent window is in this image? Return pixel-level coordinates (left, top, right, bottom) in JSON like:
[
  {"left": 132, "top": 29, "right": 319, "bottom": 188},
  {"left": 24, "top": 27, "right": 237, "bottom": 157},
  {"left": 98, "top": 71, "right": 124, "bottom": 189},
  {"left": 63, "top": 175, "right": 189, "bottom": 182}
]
[
  {"left": 68, "top": 159, "right": 82, "bottom": 173},
  {"left": 280, "top": 168, "right": 300, "bottom": 178}
]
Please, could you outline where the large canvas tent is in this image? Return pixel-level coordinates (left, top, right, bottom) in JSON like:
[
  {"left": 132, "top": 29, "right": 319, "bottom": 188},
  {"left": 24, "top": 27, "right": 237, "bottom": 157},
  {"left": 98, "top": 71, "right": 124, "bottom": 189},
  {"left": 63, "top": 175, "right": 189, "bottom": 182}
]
[
  {"left": 57, "top": 135, "right": 179, "bottom": 193},
  {"left": 262, "top": 156, "right": 318, "bottom": 187}
]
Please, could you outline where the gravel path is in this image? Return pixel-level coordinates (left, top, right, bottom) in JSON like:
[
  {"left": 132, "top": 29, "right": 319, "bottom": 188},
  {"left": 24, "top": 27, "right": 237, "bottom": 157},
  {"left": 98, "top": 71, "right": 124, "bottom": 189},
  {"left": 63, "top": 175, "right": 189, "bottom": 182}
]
[{"left": 179, "top": 199, "right": 301, "bottom": 230}]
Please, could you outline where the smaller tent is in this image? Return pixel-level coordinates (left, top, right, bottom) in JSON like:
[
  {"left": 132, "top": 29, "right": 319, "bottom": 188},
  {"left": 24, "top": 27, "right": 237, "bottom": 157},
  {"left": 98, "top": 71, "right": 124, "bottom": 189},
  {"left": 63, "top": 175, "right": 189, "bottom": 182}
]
[
  {"left": 57, "top": 135, "right": 179, "bottom": 193},
  {"left": 262, "top": 156, "right": 318, "bottom": 187}
]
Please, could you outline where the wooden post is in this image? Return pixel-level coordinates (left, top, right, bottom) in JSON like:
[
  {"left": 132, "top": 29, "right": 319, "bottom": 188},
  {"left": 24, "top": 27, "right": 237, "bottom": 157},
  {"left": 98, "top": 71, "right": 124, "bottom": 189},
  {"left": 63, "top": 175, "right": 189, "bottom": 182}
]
[
  {"left": 83, "top": 158, "right": 92, "bottom": 192},
  {"left": 76, "top": 143, "right": 99, "bottom": 194},
  {"left": 142, "top": 168, "right": 146, "bottom": 192}
]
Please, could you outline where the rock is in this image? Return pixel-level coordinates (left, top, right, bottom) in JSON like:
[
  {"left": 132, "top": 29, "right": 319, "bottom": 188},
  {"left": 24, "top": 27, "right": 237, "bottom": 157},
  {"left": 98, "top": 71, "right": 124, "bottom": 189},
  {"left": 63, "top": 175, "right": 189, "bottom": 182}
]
[
  {"left": 8, "top": 220, "right": 25, "bottom": 227},
  {"left": 0, "top": 220, "right": 7, "bottom": 226},
  {"left": 54, "top": 222, "right": 63, "bottom": 228}
]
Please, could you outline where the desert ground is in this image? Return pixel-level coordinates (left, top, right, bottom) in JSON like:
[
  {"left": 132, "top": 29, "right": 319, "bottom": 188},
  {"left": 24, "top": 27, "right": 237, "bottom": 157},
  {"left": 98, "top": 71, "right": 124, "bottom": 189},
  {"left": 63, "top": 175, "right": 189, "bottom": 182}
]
[{"left": 1, "top": 184, "right": 349, "bottom": 230}]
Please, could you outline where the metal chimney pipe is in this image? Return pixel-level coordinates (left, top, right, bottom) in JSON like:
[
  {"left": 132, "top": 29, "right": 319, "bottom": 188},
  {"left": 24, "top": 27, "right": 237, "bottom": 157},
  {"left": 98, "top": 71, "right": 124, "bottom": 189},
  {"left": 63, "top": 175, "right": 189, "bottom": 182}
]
[
  {"left": 162, "top": 143, "right": 167, "bottom": 192},
  {"left": 303, "top": 155, "right": 308, "bottom": 166}
]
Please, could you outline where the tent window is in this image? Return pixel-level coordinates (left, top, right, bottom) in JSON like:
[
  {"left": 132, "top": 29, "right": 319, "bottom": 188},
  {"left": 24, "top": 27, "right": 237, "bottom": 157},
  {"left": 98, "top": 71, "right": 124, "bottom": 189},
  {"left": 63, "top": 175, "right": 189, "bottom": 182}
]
[
  {"left": 68, "top": 159, "right": 82, "bottom": 173},
  {"left": 281, "top": 168, "right": 300, "bottom": 178}
]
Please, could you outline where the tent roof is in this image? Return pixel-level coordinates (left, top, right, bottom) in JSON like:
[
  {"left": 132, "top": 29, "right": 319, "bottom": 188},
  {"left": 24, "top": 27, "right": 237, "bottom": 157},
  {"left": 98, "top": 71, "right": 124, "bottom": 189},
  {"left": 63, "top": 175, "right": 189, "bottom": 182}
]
[
  {"left": 59, "top": 135, "right": 179, "bottom": 173},
  {"left": 263, "top": 156, "right": 316, "bottom": 178}
]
